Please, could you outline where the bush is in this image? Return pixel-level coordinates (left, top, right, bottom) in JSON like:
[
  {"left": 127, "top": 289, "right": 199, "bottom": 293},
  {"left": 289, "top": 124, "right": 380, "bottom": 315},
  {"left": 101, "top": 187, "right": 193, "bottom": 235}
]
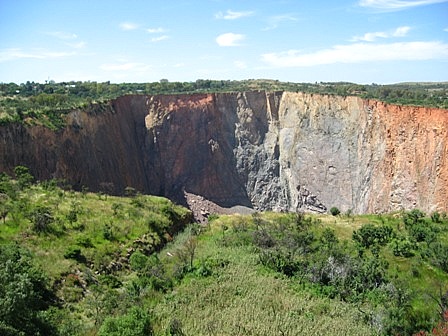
[
  {"left": 64, "top": 246, "right": 85, "bottom": 262},
  {"left": 353, "top": 223, "right": 393, "bottom": 249},
  {"left": 129, "top": 251, "right": 149, "bottom": 272},
  {"left": 403, "top": 209, "right": 425, "bottom": 229},
  {"left": 76, "top": 236, "right": 94, "bottom": 248},
  {"left": 98, "top": 307, "right": 153, "bottom": 336},
  {"left": 98, "top": 275, "right": 123, "bottom": 289},
  {"left": 14, "top": 165, "right": 34, "bottom": 189},
  {"left": 390, "top": 236, "right": 414, "bottom": 257},
  {"left": 103, "top": 223, "right": 115, "bottom": 241},
  {"left": 431, "top": 211, "right": 442, "bottom": 223},
  {"left": 429, "top": 242, "right": 448, "bottom": 272},
  {"left": 330, "top": 207, "right": 340, "bottom": 216},
  {"left": 0, "top": 244, "right": 57, "bottom": 335},
  {"left": 29, "top": 205, "right": 54, "bottom": 233}
]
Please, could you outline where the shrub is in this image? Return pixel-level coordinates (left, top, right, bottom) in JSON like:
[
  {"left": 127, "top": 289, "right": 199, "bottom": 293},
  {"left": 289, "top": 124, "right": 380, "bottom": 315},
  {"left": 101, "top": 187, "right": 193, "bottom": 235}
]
[
  {"left": 111, "top": 202, "right": 123, "bottom": 216},
  {"left": 320, "top": 228, "right": 339, "bottom": 249},
  {"left": 98, "top": 275, "right": 123, "bottom": 289},
  {"left": 29, "top": 205, "right": 54, "bottom": 233},
  {"left": 330, "top": 207, "right": 340, "bottom": 216},
  {"left": 353, "top": 223, "right": 393, "bottom": 249},
  {"left": 429, "top": 242, "right": 448, "bottom": 272},
  {"left": 103, "top": 223, "right": 115, "bottom": 241},
  {"left": 431, "top": 211, "right": 442, "bottom": 223},
  {"left": 403, "top": 209, "right": 425, "bottom": 228},
  {"left": 130, "top": 196, "right": 145, "bottom": 208},
  {"left": 64, "top": 246, "right": 85, "bottom": 262},
  {"left": 408, "top": 224, "right": 436, "bottom": 243},
  {"left": 66, "top": 209, "right": 78, "bottom": 224},
  {"left": 76, "top": 236, "right": 94, "bottom": 248},
  {"left": 124, "top": 186, "right": 137, "bottom": 197},
  {"left": 129, "top": 251, "right": 149, "bottom": 272},
  {"left": 0, "top": 244, "right": 57, "bottom": 335},
  {"left": 390, "top": 236, "right": 414, "bottom": 257},
  {"left": 14, "top": 165, "right": 34, "bottom": 189},
  {"left": 98, "top": 307, "right": 153, "bottom": 336}
]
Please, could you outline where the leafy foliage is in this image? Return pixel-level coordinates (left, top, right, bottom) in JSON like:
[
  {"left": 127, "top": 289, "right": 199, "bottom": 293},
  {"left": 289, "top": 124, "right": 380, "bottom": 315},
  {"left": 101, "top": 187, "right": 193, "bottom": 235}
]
[
  {"left": 353, "top": 223, "right": 393, "bottom": 248},
  {"left": 1, "top": 80, "right": 447, "bottom": 129},
  {"left": 330, "top": 207, "right": 341, "bottom": 216},
  {"left": 28, "top": 205, "right": 54, "bottom": 233},
  {"left": 0, "top": 171, "right": 447, "bottom": 335},
  {"left": 98, "top": 307, "right": 153, "bottom": 336},
  {"left": 0, "top": 244, "right": 57, "bottom": 335}
]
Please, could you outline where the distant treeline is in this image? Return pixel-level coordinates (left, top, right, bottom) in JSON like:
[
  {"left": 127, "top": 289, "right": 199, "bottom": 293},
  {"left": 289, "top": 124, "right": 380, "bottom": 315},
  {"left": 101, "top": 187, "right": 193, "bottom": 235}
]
[{"left": 1, "top": 79, "right": 447, "bottom": 129}]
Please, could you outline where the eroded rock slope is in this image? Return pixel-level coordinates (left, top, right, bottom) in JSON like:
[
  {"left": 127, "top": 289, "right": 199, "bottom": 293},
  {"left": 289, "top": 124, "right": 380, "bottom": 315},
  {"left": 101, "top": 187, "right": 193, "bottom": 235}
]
[{"left": 1, "top": 91, "right": 447, "bottom": 214}]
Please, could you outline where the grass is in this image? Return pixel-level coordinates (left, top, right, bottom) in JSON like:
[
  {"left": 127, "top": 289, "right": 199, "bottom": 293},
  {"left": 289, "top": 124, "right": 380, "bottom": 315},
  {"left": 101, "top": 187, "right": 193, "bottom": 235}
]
[
  {"left": 152, "top": 220, "right": 374, "bottom": 335},
  {"left": 0, "top": 184, "right": 191, "bottom": 280},
  {"left": 1, "top": 181, "right": 447, "bottom": 335}
]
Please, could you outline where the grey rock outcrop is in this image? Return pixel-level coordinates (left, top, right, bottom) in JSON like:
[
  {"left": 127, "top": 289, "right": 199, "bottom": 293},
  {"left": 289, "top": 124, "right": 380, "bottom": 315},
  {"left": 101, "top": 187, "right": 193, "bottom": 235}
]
[{"left": 1, "top": 91, "right": 447, "bottom": 214}]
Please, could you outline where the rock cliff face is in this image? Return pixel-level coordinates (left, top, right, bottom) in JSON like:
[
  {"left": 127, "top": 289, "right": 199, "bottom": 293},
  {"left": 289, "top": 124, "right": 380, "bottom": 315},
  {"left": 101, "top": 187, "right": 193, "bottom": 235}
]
[{"left": 1, "top": 92, "right": 447, "bottom": 214}]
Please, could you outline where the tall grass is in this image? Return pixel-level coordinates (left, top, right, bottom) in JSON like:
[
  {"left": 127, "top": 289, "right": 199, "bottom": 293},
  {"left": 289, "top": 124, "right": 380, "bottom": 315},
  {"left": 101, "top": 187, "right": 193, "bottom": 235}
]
[{"left": 152, "top": 216, "right": 375, "bottom": 335}]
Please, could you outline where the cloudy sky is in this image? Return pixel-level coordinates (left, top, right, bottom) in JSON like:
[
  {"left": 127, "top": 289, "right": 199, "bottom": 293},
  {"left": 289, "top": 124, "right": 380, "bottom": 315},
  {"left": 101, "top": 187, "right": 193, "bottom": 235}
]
[{"left": 1, "top": 0, "right": 447, "bottom": 84}]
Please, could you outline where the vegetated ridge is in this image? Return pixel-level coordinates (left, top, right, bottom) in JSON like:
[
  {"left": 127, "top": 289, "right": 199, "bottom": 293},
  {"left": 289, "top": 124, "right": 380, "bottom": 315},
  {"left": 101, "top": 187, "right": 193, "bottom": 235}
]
[
  {"left": 0, "top": 174, "right": 447, "bottom": 335},
  {"left": 0, "top": 90, "right": 447, "bottom": 215}
]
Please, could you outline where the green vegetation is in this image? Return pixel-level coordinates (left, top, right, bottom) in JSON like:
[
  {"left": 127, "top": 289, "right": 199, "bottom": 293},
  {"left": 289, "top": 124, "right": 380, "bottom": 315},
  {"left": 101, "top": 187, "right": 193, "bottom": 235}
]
[
  {"left": 330, "top": 206, "right": 341, "bottom": 216},
  {"left": 0, "top": 168, "right": 447, "bottom": 335},
  {"left": 1, "top": 80, "right": 447, "bottom": 129}
]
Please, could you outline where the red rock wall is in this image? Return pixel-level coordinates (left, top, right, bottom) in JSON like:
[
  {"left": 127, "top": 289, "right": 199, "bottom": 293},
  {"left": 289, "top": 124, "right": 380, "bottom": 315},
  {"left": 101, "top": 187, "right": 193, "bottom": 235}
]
[{"left": 0, "top": 92, "right": 447, "bottom": 213}]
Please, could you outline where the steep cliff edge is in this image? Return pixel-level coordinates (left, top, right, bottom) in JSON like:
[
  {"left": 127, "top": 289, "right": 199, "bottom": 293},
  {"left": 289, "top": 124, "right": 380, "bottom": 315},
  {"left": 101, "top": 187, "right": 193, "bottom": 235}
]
[{"left": 1, "top": 92, "right": 447, "bottom": 214}]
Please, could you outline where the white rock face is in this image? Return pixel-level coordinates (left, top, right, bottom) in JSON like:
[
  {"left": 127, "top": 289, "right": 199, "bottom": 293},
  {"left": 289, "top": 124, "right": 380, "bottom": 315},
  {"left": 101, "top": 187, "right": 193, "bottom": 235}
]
[
  {"left": 2, "top": 91, "right": 447, "bottom": 214},
  {"left": 210, "top": 91, "right": 448, "bottom": 214}
]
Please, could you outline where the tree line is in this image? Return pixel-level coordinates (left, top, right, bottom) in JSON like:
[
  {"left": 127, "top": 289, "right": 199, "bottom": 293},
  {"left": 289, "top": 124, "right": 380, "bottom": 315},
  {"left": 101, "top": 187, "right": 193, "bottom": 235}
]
[{"left": 1, "top": 80, "right": 447, "bottom": 129}]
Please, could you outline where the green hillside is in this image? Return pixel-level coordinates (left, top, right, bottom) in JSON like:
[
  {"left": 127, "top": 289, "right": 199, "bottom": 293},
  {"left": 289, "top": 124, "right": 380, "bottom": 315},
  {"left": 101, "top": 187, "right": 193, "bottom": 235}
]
[{"left": 0, "top": 168, "right": 447, "bottom": 335}]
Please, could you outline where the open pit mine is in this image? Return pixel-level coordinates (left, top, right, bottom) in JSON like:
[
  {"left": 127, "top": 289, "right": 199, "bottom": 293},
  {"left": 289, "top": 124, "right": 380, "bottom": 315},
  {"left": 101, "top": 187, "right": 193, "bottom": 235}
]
[{"left": 1, "top": 91, "right": 447, "bottom": 214}]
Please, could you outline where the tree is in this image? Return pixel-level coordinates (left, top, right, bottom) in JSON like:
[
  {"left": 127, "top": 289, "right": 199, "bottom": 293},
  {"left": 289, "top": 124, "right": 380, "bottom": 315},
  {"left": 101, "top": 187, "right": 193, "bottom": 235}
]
[
  {"left": 352, "top": 223, "right": 393, "bottom": 249},
  {"left": 177, "top": 236, "right": 198, "bottom": 270},
  {"left": 0, "top": 173, "right": 17, "bottom": 199},
  {"left": 330, "top": 207, "right": 340, "bottom": 216},
  {"left": 0, "top": 244, "right": 57, "bottom": 335},
  {"left": 29, "top": 205, "right": 54, "bottom": 233},
  {"left": 14, "top": 165, "right": 34, "bottom": 190}
]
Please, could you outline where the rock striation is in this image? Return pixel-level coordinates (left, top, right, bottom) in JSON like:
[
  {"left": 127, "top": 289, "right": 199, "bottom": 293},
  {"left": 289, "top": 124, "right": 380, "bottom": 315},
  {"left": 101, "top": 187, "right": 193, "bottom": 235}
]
[{"left": 1, "top": 91, "right": 447, "bottom": 214}]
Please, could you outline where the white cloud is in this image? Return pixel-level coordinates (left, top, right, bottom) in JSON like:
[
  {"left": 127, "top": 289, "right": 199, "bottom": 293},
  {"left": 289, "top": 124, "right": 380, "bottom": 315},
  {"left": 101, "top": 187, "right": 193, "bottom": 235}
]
[
  {"left": 147, "top": 27, "right": 166, "bottom": 34},
  {"left": 119, "top": 22, "right": 139, "bottom": 31},
  {"left": 359, "top": 0, "right": 448, "bottom": 11},
  {"left": 215, "top": 10, "right": 254, "bottom": 20},
  {"left": 261, "top": 41, "right": 448, "bottom": 67},
  {"left": 0, "top": 48, "right": 74, "bottom": 62},
  {"left": 216, "top": 33, "right": 245, "bottom": 47},
  {"left": 351, "top": 31, "right": 388, "bottom": 42},
  {"left": 65, "top": 41, "right": 86, "bottom": 49},
  {"left": 100, "top": 62, "right": 151, "bottom": 72},
  {"left": 263, "top": 14, "right": 298, "bottom": 31},
  {"left": 444, "top": 27, "right": 448, "bottom": 32},
  {"left": 151, "top": 35, "right": 169, "bottom": 42},
  {"left": 45, "top": 31, "right": 86, "bottom": 49},
  {"left": 393, "top": 26, "right": 411, "bottom": 36},
  {"left": 46, "top": 31, "right": 78, "bottom": 40},
  {"left": 351, "top": 26, "right": 411, "bottom": 41}
]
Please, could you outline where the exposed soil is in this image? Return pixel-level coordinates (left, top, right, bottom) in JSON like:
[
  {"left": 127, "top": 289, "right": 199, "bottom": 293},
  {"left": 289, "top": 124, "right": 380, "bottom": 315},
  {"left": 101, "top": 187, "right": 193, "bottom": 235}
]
[{"left": 183, "top": 191, "right": 255, "bottom": 224}]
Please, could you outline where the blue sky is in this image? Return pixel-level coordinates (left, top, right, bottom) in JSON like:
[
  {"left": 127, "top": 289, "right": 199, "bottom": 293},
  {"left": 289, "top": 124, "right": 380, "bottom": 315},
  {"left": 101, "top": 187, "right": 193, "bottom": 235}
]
[{"left": 1, "top": 0, "right": 447, "bottom": 84}]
